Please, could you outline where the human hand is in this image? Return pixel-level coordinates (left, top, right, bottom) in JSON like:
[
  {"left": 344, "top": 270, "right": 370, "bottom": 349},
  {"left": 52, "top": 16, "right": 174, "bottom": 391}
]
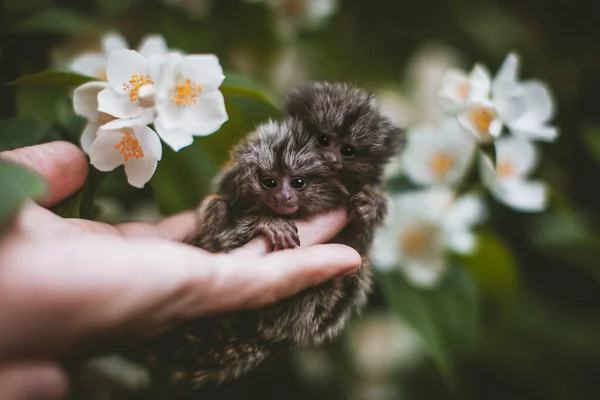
[{"left": 0, "top": 141, "right": 360, "bottom": 399}]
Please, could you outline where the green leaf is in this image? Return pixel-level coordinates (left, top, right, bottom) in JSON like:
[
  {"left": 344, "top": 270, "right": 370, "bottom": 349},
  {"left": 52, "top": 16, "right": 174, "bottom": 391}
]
[
  {"left": 0, "top": 118, "right": 50, "bottom": 151},
  {"left": 528, "top": 210, "right": 600, "bottom": 283},
  {"left": 377, "top": 267, "right": 478, "bottom": 381},
  {"left": 221, "top": 73, "right": 281, "bottom": 110},
  {"left": 11, "top": 8, "right": 105, "bottom": 34},
  {"left": 459, "top": 230, "right": 520, "bottom": 310},
  {"left": 10, "top": 70, "right": 98, "bottom": 87},
  {"left": 15, "top": 85, "right": 70, "bottom": 125},
  {"left": 0, "top": 161, "right": 47, "bottom": 231},
  {"left": 582, "top": 124, "right": 600, "bottom": 167},
  {"left": 96, "top": 0, "right": 143, "bottom": 17}
]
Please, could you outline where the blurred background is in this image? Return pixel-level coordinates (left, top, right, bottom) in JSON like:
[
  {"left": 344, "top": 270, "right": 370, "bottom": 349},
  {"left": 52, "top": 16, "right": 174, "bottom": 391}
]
[{"left": 1, "top": 0, "right": 600, "bottom": 399}]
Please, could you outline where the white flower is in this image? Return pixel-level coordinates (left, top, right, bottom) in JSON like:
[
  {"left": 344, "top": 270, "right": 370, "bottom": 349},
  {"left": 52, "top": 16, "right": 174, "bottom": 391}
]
[
  {"left": 73, "top": 82, "right": 153, "bottom": 153},
  {"left": 401, "top": 118, "right": 476, "bottom": 186},
  {"left": 89, "top": 125, "right": 162, "bottom": 188},
  {"left": 492, "top": 53, "right": 559, "bottom": 142},
  {"left": 349, "top": 312, "right": 424, "bottom": 378},
  {"left": 68, "top": 33, "right": 128, "bottom": 80},
  {"left": 447, "top": 65, "right": 506, "bottom": 143},
  {"left": 97, "top": 49, "right": 161, "bottom": 119},
  {"left": 438, "top": 64, "right": 490, "bottom": 114},
  {"left": 479, "top": 137, "right": 548, "bottom": 212},
  {"left": 154, "top": 53, "right": 228, "bottom": 151},
  {"left": 67, "top": 33, "right": 172, "bottom": 81},
  {"left": 248, "top": 0, "right": 339, "bottom": 40},
  {"left": 373, "top": 189, "right": 487, "bottom": 287},
  {"left": 407, "top": 45, "right": 461, "bottom": 125}
]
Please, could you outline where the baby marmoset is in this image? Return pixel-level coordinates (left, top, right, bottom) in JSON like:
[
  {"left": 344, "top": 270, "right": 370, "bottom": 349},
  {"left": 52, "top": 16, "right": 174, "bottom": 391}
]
[
  {"left": 142, "top": 82, "right": 403, "bottom": 390},
  {"left": 143, "top": 117, "right": 349, "bottom": 389}
]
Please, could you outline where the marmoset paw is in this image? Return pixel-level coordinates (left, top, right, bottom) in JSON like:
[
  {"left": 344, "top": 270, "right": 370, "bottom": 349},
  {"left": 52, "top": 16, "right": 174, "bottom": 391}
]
[
  {"left": 351, "top": 186, "right": 387, "bottom": 227},
  {"left": 256, "top": 219, "right": 300, "bottom": 251}
]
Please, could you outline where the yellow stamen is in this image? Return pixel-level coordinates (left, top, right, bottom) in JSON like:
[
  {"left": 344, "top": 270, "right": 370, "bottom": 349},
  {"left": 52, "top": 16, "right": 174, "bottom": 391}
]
[
  {"left": 172, "top": 79, "right": 203, "bottom": 107},
  {"left": 496, "top": 160, "right": 515, "bottom": 179},
  {"left": 400, "top": 224, "right": 434, "bottom": 259},
  {"left": 114, "top": 129, "right": 144, "bottom": 162},
  {"left": 470, "top": 107, "right": 496, "bottom": 134},
  {"left": 122, "top": 74, "right": 154, "bottom": 103},
  {"left": 429, "top": 152, "right": 455, "bottom": 177}
]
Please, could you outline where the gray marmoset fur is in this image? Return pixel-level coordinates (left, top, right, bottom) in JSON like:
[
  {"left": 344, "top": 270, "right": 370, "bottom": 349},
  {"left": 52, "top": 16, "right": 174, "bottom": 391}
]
[
  {"left": 139, "top": 82, "right": 404, "bottom": 393},
  {"left": 140, "top": 117, "right": 350, "bottom": 391}
]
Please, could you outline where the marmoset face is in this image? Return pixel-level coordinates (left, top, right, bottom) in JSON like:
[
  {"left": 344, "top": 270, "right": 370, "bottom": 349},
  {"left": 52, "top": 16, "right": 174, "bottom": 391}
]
[
  {"left": 258, "top": 173, "right": 307, "bottom": 215},
  {"left": 236, "top": 118, "right": 348, "bottom": 216},
  {"left": 284, "top": 82, "right": 404, "bottom": 184}
]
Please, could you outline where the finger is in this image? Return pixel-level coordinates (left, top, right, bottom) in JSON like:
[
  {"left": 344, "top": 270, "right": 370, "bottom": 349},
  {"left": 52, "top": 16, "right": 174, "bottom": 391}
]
[
  {"left": 0, "top": 363, "right": 68, "bottom": 400},
  {"left": 200, "top": 244, "right": 362, "bottom": 313},
  {"left": 232, "top": 209, "right": 350, "bottom": 256},
  {"left": 111, "top": 211, "right": 197, "bottom": 241},
  {"left": 153, "top": 210, "right": 197, "bottom": 241},
  {"left": 0, "top": 141, "right": 88, "bottom": 207}
]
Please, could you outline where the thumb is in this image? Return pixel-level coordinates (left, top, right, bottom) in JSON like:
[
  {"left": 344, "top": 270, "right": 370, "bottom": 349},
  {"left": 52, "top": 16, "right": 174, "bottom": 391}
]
[
  {"left": 0, "top": 363, "right": 68, "bottom": 400},
  {"left": 0, "top": 141, "right": 88, "bottom": 207}
]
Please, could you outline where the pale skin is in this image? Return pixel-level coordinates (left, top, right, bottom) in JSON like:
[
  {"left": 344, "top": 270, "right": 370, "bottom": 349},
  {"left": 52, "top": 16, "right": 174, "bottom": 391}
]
[{"left": 0, "top": 141, "right": 360, "bottom": 399}]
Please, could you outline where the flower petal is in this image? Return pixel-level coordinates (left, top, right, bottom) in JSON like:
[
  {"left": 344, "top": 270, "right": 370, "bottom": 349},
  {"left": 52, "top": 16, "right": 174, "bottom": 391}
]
[
  {"left": 89, "top": 131, "right": 125, "bottom": 171},
  {"left": 443, "top": 193, "right": 487, "bottom": 232},
  {"left": 401, "top": 119, "right": 476, "bottom": 186},
  {"left": 495, "top": 137, "right": 540, "bottom": 177},
  {"left": 447, "top": 232, "right": 477, "bottom": 254},
  {"left": 180, "top": 55, "right": 225, "bottom": 89},
  {"left": 154, "top": 116, "right": 195, "bottom": 152},
  {"left": 510, "top": 124, "right": 559, "bottom": 142},
  {"left": 438, "top": 69, "right": 469, "bottom": 114},
  {"left": 102, "top": 33, "right": 129, "bottom": 53},
  {"left": 467, "top": 64, "right": 491, "bottom": 103},
  {"left": 519, "top": 80, "right": 555, "bottom": 123},
  {"left": 493, "top": 179, "right": 548, "bottom": 212},
  {"left": 68, "top": 53, "right": 107, "bottom": 78},
  {"left": 80, "top": 122, "right": 100, "bottom": 154},
  {"left": 138, "top": 34, "right": 169, "bottom": 57},
  {"left": 372, "top": 224, "right": 401, "bottom": 271},
  {"left": 189, "top": 90, "right": 229, "bottom": 134},
  {"left": 106, "top": 49, "right": 151, "bottom": 93},
  {"left": 401, "top": 258, "right": 446, "bottom": 288},
  {"left": 73, "top": 82, "right": 110, "bottom": 120},
  {"left": 98, "top": 87, "right": 143, "bottom": 119},
  {"left": 102, "top": 109, "right": 155, "bottom": 130},
  {"left": 133, "top": 125, "right": 162, "bottom": 161},
  {"left": 124, "top": 157, "right": 158, "bottom": 188},
  {"left": 492, "top": 52, "right": 519, "bottom": 96}
]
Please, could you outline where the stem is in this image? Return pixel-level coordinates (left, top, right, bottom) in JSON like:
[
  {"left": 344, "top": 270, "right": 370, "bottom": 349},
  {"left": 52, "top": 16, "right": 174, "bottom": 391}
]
[{"left": 79, "top": 168, "right": 106, "bottom": 220}]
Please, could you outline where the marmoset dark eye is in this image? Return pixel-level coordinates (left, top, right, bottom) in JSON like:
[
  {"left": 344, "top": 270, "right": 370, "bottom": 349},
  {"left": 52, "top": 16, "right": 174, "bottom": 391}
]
[
  {"left": 341, "top": 145, "right": 356, "bottom": 157},
  {"left": 290, "top": 178, "right": 306, "bottom": 189},
  {"left": 261, "top": 178, "right": 277, "bottom": 189},
  {"left": 316, "top": 134, "right": 330, "bottom": 147}
]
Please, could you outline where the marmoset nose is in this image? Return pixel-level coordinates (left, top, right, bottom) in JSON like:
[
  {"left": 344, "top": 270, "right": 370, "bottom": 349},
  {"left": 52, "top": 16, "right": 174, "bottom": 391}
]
[
  {"left": 275, "top": 191, "right": 292, "bottom": 204},
  {"left": 325, "top": 152, "right": 342, "bottom": 169}
]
